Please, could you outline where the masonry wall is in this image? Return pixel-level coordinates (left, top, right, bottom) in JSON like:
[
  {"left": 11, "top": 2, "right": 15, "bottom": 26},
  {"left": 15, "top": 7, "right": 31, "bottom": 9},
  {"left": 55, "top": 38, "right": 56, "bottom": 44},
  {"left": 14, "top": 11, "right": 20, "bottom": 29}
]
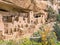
[{"left": 0, "top": 11, "right": 48, "bottom": 40}]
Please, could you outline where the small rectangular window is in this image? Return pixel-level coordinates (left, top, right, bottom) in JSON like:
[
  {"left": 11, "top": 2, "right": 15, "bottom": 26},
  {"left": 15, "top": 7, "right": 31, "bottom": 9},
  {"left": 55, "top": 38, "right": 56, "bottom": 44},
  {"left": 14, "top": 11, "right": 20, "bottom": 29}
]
[{"left": 3, "top": 16, "right": 12, "bottom": 22}]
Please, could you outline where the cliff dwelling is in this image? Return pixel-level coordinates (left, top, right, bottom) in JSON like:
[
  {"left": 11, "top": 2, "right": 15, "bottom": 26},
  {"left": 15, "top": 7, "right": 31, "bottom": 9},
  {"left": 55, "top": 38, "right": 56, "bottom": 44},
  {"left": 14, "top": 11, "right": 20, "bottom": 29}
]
[
  {"left": 0, "top": 9, "right": 48, "bottom": 40},
  {"left": 0, "top": 0, "right": 60, "bottom": 40},
  {"left": 0, "top": 0, "right": 52, "bottom": 40}
]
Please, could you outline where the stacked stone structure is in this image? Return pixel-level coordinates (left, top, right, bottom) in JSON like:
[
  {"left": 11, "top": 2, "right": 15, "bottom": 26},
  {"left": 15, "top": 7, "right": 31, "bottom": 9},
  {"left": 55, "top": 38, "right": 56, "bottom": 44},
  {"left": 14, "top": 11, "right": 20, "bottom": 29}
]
[{"left": 0, "top": 0, "right": 60, "bottom": 40}]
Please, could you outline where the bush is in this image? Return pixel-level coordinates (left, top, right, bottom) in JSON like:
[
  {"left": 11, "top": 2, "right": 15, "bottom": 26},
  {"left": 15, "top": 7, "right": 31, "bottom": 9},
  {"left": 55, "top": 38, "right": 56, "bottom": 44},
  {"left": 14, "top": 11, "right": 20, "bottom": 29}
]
[
  {"left": 53, "top": 22, "right": 60, "bottom": 41},
  {"left": 38, "top": 25, "right": 57, "bottom": 45},
  {"left": 33, "top": 31, "right": 40, "bottom": 37},
  {"left": 19, "top": 38, "right": 42, "bottom": 45},
  {"left": 0, "top": 38, "right": 42, "bottom": 45},
  {"left": 56, "top": 14, "right": 60, "bottom": 22}
]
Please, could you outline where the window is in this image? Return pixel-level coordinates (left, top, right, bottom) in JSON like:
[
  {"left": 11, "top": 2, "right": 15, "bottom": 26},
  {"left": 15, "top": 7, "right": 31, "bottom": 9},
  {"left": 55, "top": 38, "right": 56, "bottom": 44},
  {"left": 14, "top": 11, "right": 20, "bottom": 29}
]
[
  {"left": 3, "top": 16, "right": 12, "bottom": 22},
  {"left": 9, "top": 29, "right": 12, "bottom": 34},
  {"left": 58, "top": 9, "right": 60, "bottom": 14},
  {"left": 15, "top": 16, "right": 19, "bottom": 21},
  {"left": 25, "top": 24, "right": 28, "bottom": 27},
  {"left": 34, "top": 14, "right": 41, "bottom": 18},
  {"left": 4, "top": 29, "right": 8, "bottom": 34}
]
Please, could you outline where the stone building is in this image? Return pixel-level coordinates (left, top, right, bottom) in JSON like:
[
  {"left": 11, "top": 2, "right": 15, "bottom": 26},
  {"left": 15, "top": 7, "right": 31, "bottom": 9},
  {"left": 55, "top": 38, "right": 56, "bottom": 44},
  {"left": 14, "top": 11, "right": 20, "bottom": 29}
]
[
  {"left": 1, "top": 0, "right": 60, "bottom": 40},
  {"left": 0, "top": 11, "right": 47, "bottom": 40}
]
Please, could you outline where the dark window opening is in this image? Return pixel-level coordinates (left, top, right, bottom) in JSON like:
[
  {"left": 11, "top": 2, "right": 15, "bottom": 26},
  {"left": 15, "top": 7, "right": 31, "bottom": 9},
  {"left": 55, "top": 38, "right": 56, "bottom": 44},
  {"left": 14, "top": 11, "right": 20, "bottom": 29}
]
[
  {"left": 31, "top": 20, "right": 33, "bottom": 23},
  {"left": 58, "top": 9, "right": 60, "bottom": 14},
  {"left": 25, "top": 24, "right": 28, "bottom": 27},
  {"left": 14, "top": 28, "right": 16, "bottom": 32},
  {"left": 23, "top": 17, "right": 25, "bottom": 20},
  {"left": 34, "top": 14, "right": 41, "bottom": 18},
  {"left": 15, "top": 16, "right": 19, "bottom": 21},
  {"left": 3, "top": 16, "right": 12, "bottom": 22},
  {"left": 10, "top": 29, "right": 12, "bottom": 34},
  {"left": 35, "top": 15, "right": 38, "bottom": 18},
  {"left": 44, "top": 10, "right": 48, "bottom": 12},
  {"left": 34, "top": 19, "right": 38, "bottom": 25},
  {"left": 4, "top": 29, "right": 8, "bottom": 34}
]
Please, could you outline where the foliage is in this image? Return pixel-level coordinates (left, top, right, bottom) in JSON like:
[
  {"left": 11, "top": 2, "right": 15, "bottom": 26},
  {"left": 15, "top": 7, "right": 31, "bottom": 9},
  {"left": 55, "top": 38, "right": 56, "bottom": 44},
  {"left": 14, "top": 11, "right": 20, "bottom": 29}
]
[
  {"left": 19, "top": 38, "right": 42, "bottom": 45},
  {"left": 38, "top": 25, "right": 57, "bottom": 45},
  {"left": 53, "top": 22, "right": 60, "bottom": 41},
  {"left": 0, "top": 38, "right": 42, "bottom": 45},
  {"left": 0, "top": 40, "right": 4, "bottom": 44},
  {"left": 47, "top": 6, "right": 56, "bottom": 22},
  {"left": 56, "top": 42, "right": 60, "bottom": 45},
  {"left": 31, "top": 24, "right": 57, "bottom": 45},
  {"left": 48, "top": 6, "right": 54, "bottom": 18},
  {"left": 56, "top": 14, "right": 60, "bottom": 22},
  {"left": 33, "top": 31, "right": 40, "bottom": 37}
]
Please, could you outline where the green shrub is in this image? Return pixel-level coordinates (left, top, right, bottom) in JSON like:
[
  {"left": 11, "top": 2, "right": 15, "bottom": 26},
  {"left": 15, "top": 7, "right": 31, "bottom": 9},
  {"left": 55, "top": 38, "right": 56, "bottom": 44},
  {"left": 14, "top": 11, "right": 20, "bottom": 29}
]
[
  {"left": 54, "top": 22, "right": 60, "bottom": 41},
  {"left": 56, "top": 14, "right": 60, "bottom": 22},
  {"left": 33, "top": 31, "right": 40, "bottom": 37}
]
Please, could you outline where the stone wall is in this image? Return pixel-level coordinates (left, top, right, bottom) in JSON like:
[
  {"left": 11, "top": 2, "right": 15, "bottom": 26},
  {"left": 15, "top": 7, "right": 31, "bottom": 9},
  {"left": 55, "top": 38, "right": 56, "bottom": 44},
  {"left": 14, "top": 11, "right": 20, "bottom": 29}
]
[
  {"left": 0, "top": 0, "right": 58, "bottom": 40},
  {"left": 0, "top": 10, "right": 48, "bottom": 40}
]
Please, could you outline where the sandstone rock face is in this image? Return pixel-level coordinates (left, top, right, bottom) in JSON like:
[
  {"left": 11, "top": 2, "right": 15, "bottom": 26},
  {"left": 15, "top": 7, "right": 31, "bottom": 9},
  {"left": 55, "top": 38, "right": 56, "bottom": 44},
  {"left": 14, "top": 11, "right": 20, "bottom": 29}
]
[
  {"left": 5, "top": 0, "right": 31, "bottom": 9},
  {"left": 1, "top": 0, "right": 48, "bottom": 11}
]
